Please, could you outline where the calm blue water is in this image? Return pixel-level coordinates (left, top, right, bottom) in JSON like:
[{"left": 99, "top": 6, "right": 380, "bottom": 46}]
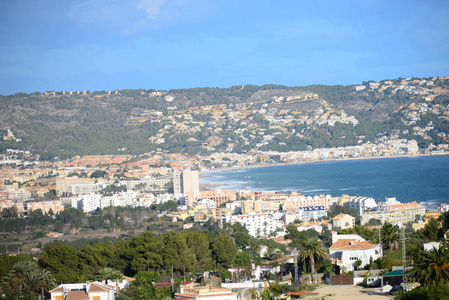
[{"left": 201, "top": 155, "right": 449, "bottom": 208}]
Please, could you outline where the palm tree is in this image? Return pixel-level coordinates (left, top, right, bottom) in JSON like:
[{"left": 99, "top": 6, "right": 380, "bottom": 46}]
[
  {"left": 381, "top": 223, "right": 400, "bottom": 252},
  {"left": 298, "top": 238, "right": 328, "bottom": 283},
  {"left": 9, "top": 261, "right": 37, "bottom": 293},
  {"left": 4, "top": 260, "right": 56, "bottom": 298},
  {"left": 109, "top": 269, "right": 124, "bottom": 291},
  {"left": 409, "top": 243, "right": 449, "bottom": 287},
  {"left": 98, "top": 267, "right": 123, "bottom": 290},
  {"left": 361, "top": 271, "right": 373, "bottom": 287},
  {"left": 38, "top": 269, "right": 57, "bottom": 299},
  {"left": 98, "top": 267, "right": 120, "bottom": 284},
  {"left": 249, "top": 239, "right": 261, "bottom": 257}
]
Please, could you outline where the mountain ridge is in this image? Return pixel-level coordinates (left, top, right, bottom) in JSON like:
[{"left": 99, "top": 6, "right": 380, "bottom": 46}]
[{"left": 1, "top": 77, "right": 448, "bottom": 160}]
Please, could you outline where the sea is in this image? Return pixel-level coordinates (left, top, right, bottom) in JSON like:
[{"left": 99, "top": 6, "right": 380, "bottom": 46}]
[{"left": 200, "top": 155, "right": 449, "bottom": 210}]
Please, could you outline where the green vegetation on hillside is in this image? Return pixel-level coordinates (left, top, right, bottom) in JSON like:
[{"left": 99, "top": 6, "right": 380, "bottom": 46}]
[{"left": 1, "top": 77, "right": 448, "bottom": 160}]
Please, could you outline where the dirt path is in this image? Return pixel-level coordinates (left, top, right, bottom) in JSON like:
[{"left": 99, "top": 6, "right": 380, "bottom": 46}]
[{"left": 304, "top": 285, "right": 394, "bottom": 300}]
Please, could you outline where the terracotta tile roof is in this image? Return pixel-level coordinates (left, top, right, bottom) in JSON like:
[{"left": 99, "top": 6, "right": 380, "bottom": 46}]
[
  {"left": 88, "top": 282, "right": 114, "bottom": 292},
  {"left": 176, "top": 292, "right": 237, "bottom": 298},
  {"left": 366, "top": 225, "right": 382, "bottom": 230},
  {"left": 122, "top": 276, "right": 135, "bottom": 282},
  {"left": 270, "top": 236, "right": 291, "bottom": 244},
  {"left": 330, "top": 239, "right": 377, "bottom": 250},
  {"left": 389, "top": 202, "right": 424, "bottom": 210},
  {"left": 332, "top": 214, "right": 352, "bottom": 220},
  {"left": 197, "top": 293, "right": 236, "bottom": 298},
  {"left": 155, "top": 282, "right": 172, "bottom": 287},
  {"left": 49, "top": 286, "right": 63, "bottom": 293},
  {"left": 66, "top": 290, "right": 89, "bottom": 300}
]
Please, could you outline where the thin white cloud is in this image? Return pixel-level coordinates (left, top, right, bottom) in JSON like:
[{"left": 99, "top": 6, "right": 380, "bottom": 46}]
[
  {"left": 68, "top": 0, "right": 184, "bottom": 32},
  {"left": 137, "top": 0, "right": 167, "bottom": 19}
]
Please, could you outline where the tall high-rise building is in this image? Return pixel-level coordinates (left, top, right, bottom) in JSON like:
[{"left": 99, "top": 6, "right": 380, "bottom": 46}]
[
  {"left": 173, "top": 170, "right": 199, "bottom": 194},
  {"left": 407, "top": 140, "right": 419, "bottom": 155}
]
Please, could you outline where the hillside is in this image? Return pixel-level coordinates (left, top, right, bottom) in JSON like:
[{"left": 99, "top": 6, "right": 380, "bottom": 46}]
[{"left": 1, "top": 77, "right": 449, "bottom": 160}]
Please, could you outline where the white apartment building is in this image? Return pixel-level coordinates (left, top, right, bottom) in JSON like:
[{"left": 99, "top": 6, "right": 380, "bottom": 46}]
[
  {"left": 71, "top": 183, "right": 99, "bottom": 196},
  {"left": 78, "top": 194, "right": 101, "bottom": 213},
  {"left": 76, "top": 191, "right": 139, "bottom": 213},
  {"left": 296, "top": 206, "right": 327, "bottom": 221},
  {"left": 231, "top": 213, "right": 284, "bottom": 238},
  {"left": 284, "top": 193, "right": 340, "bottom": 210},
  {"left": 126, "top": 176, "right": 171, "bottom": 192},
  {"left": 156, "top": 193, "right": 183, "bottom": 204},
  {"left": 377, "top": 197, "right": 400, "bottom": 211},
  {"left": 196, "top": 198, "right": 217, "bottom": 209},
  {"left": 6, "top": 188, "right": 29, "bottom": 200},
  {"left": 347, "top": 196, "right": 378, "bottom": 215},
  {"left": 173, "top": 170, "right": 199, "bottom": 194},
  {"left": 56, "top": 178, "right": 96, "bottom": 196},
  {"left": 100, "top": 191, "right": 138, "bottom": 209},
  {"left": 361, "top": 201, "right": 425, "bottom": 225}
]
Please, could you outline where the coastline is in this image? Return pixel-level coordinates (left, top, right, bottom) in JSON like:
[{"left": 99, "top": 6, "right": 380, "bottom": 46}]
[
  {"left": 200, "top": 152, "right": 449, "bottom": 176},
  {"left": 198, "top": 152, "right": 449, "bottom": 207}
]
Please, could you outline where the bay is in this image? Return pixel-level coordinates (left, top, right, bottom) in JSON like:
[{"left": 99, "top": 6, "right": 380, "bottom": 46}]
[{"left": 200, "top": 155, "right": 449, "bottom": 209}]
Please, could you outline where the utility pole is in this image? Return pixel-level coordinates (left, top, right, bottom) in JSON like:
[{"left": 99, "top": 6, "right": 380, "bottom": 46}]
[
  {"left": 378, "top": 227, "right": 382, "bottom": 254},
  {"left": 401, "top": 227, "right": 407, "bottom": 294},
  {"left": 171, "top": 266, "right": 174, "bottom": 292},
  {"left": 292, "top": 248, "right": 299, "bottom": 284}
]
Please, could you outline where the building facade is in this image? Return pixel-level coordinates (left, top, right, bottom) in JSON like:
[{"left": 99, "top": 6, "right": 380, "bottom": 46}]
[
  {"left": 0, "top": 200, "right": 64, "bottom": 216},
  {"left": 361, "top": 202, "right": 425, "bottom": 225},
  {"left": 231, "top": 213, "right": 284, "bottom": 238},
  {"left": 332, "top": 214, "right": 355, "bottom": 230},
  {"left": 296, "top": 206, "right": 327, "bottom": 221},
  {"left": 173, "top": 170, "right": 199, "bottom": 194}
]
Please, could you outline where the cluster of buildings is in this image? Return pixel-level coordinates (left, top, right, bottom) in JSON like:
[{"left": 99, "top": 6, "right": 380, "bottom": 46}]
[{"left": 0, "top": 166, "right": 428, "bottom": 238}]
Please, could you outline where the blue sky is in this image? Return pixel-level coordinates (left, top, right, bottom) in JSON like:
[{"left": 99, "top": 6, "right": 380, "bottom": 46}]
[{"left": 1, "top": 0, "right": 448, "bottom": 95}]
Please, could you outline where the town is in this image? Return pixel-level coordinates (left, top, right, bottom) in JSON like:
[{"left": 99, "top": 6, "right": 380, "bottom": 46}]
[
  {"left": 1, "top": 150, "right": 448, "bottom": 299},
  {"left": 1, "top": 76, "right": 449, "bottom": 299}
]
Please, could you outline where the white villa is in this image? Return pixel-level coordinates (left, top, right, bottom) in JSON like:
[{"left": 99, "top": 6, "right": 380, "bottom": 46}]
[
  {"left": 329, "top": 233, "right": 382, "bottom": 271},
  {"left": 50, "top": 282, "right": 115, "bottom": 300}
]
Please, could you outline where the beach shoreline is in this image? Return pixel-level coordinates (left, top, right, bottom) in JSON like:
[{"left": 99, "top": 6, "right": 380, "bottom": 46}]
[{"left": 200, "top": 152, "right": 449, "bottom": 176}]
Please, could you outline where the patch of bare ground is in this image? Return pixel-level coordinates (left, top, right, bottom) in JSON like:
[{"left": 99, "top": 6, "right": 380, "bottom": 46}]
[{"left": 304, "top": 284, "right": 394, "bottom": 300}]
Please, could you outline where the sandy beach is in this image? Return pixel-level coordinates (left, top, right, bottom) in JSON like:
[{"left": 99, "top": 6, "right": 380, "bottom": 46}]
[{"left": 200, "top": 152, "right": 449, "bottom": 176}]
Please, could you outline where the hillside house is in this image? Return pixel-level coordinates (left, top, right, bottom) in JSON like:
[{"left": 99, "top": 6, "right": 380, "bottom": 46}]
[
  {"left": 50, "top": 282, "right": 115, "bottom": 300},
  {"left": 329, "top": 233, "right": 382, "bottom": 271}
]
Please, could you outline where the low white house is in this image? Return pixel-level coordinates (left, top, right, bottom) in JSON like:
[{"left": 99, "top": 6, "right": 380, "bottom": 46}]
[
  {"left": 329, "top": 233, "right": 382, "bottom": 271},
  {"left": 50, "top": 282, "right": 115, "bottom": 300},
  {"left": 423, "top": 241, "right": 442, "bottom": 251},
  {"left": 228, "top": 262, "right": 280, "bottom": 281}
]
